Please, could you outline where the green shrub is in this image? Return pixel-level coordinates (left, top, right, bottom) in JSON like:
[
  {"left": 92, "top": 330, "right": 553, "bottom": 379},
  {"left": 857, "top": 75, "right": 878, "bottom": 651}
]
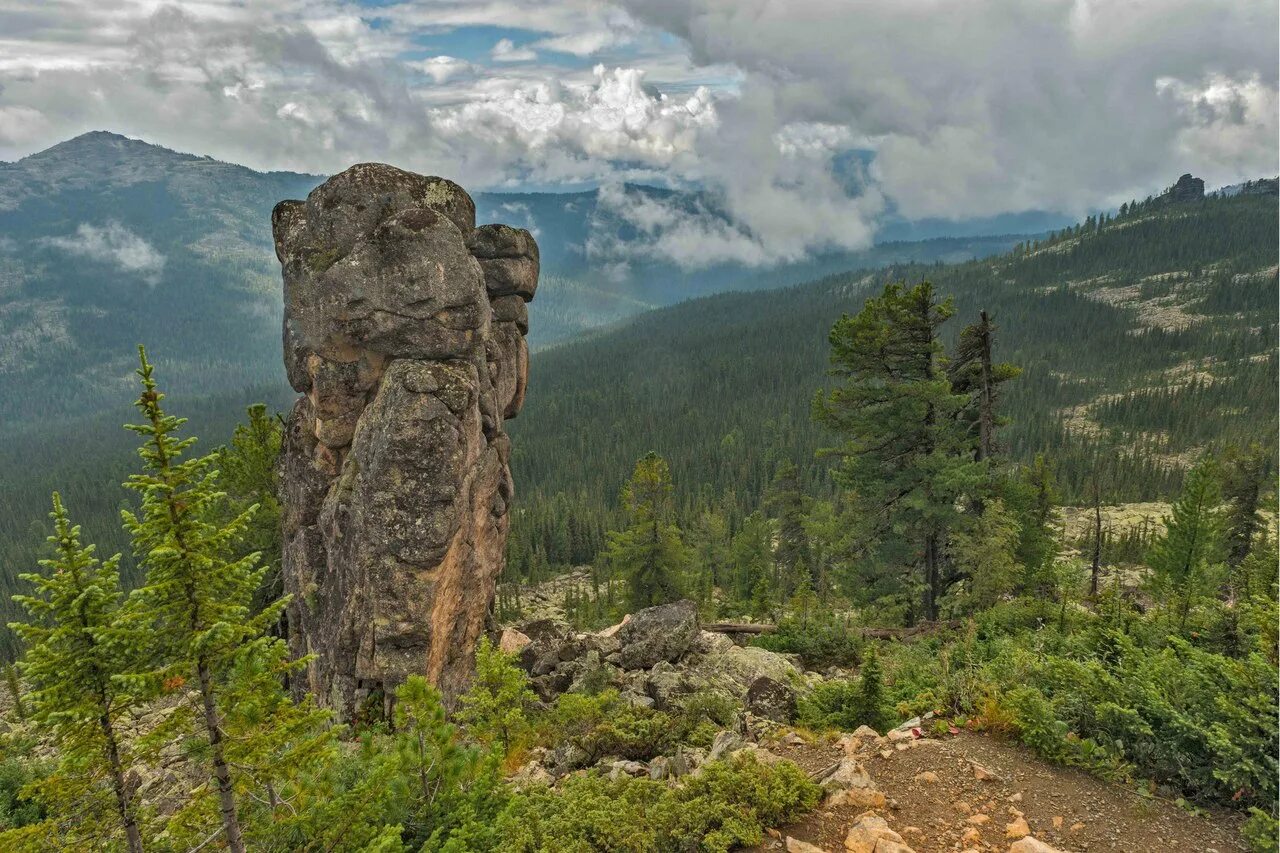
[
  {"left": 497, "top": 754, "right": 820, "bottom": 853},
  {"left": 541, "top": 690, "right": 673, "bottom": 762},
  {"left": 458, "top": 637, "right": 537, "bottom": 752},
  {"left": 751, "top": 614, "right": 863, "bottom": 668},
  {"left": 671, "top": 691, "right": 741, "bottom": 748},
  {"left": 1242, "top": 808, "right": 1279, "bottom": 853},
  {"left": 0, "top": 756, "right": 43, "bottom": 830},
  {"left": 797, "top": 654, "right": 891, "bottom": 733}
]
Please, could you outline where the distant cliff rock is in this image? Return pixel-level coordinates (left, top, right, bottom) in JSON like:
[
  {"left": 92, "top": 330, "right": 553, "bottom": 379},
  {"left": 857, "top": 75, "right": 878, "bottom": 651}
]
[
  {"left": 272, "top": 163, "right": 538, "bottom": 719},
  {"left": 1163, "top": 173, "right": 1205, "bottom": 204}
]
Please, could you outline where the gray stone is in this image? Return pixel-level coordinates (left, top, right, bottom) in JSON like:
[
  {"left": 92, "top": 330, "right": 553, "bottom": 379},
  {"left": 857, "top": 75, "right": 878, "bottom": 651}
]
[
  {"left": 275, "top": 164, "right": 537, "bottom": 720},
  {"left": 745, "top": 676, "right": 797, "bottom": 724},
  {"left": 613, "top": 600, "right": 700, "bottom": 670}
]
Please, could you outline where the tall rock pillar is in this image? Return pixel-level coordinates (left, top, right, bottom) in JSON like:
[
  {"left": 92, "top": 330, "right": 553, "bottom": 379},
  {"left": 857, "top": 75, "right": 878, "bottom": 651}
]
[{"left": 272, "top": 164, "right": 537, "bottom": 719}]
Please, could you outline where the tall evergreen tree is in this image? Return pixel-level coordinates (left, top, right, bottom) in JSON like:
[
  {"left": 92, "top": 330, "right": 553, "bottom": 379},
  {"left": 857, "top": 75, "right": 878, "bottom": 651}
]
[
  {"left": 217, "top": 404, "right": 284, "bottom": 617},
  {"left": 602, "top": 452, "right": 687, "bottom": 610},
  {"left": 121, "top": 348, "right": 280, "bottom": 853},
  {"left": 950, "top": 310, "right": 1021, "bottom": 464},
  {"left": 815, "top": 281, "right": 982, "bottom": 621},
  {"left": 1148, "top": 457, "right": 1226, "bottom": 633},
  {"left": 7, "top": 495, "right": 145, "bottom": 852},
  {"left": 1221, "top": 444, "right": 1270, "bottom": 577},
  {"left": 763, "top": 461, "right": 810, "bottom": 597}
]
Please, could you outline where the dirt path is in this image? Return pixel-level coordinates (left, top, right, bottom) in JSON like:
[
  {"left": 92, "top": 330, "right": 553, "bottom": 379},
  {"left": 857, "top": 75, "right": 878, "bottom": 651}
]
[{"left": 753, "top": 730, "right": 1245, "bottom": 853}]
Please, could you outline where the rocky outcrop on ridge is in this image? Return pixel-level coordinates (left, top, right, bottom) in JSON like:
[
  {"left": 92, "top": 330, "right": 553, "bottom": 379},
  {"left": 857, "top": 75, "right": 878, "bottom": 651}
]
[
  {"left": 273, "top": 163, "right": 538, "bottom": 720},
  {"left": 501, "top": 599, "right": 806, "bottom": 714}
]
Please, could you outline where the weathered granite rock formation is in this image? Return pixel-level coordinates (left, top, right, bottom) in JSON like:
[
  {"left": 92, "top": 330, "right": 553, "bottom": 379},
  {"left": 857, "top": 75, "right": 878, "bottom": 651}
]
[
  {"left": 1164, "top": 173, "right": 1205, "bottom": 204},
  {"left": 272, "top": 163, "right": 538, "bottom": 720}
]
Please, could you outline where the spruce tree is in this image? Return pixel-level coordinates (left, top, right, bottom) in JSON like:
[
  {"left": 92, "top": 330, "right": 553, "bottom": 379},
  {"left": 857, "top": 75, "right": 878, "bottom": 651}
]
[
  {"left": 602, "top": 452, "right": 687, "bottom": 610},
  {"left": 1221, "top": 444, "right": 1270, "bottom": 578},
  {"left": 855, "top": 650, "right": 890, "bottom": 734},
  {"left": 8, "top": 494, "right": 145, "bottom": 852},
  {"left": 1148, "top": 457, "right": 1226, "bottom": 633},
  {"left": 949, "top": 310, "right": 1020, "bottom": 464},
  {"left": 217, "top": 404, "right": 283, "bottom": 615},
  {"left": 120, "top": 348, "right": 284, "bottom": 853},
  {"left": 764, "top": 461, "right": 810, "bottom": 597},
  {"left": 815, "top": 281, "right": 982, "bottom": 621}
]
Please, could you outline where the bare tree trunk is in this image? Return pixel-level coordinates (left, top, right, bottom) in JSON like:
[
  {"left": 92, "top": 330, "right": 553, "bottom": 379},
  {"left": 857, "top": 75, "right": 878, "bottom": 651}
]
[
  {"left": 197, "top": 658, "right": 245, "bottom": 853},
  {"left": 924, "top": 532, "right": 940, "bottom": 622},
  {"left": 100, "top": 708, "right": 144, "bottom": 853}
]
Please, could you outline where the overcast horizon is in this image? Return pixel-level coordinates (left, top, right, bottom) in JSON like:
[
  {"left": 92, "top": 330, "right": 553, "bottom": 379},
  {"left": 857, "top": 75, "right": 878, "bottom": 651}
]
[{"left": 3, "top": 0, "right": 1277, "bottom": 264}]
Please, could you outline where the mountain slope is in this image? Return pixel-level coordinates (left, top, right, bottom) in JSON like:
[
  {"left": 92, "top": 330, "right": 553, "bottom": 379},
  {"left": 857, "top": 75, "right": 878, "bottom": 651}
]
[
  {"left": 506, "top": 190, "right": 1279, "bottom": 527},
  {"left": 0, "top": 132, "right": 1052, "bottom": 428}
]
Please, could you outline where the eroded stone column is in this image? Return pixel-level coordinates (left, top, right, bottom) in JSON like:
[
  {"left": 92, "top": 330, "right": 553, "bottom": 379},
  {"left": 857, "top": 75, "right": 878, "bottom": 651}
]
[{"left": 272, "top": 163, "right": 537, "bottom": 719}]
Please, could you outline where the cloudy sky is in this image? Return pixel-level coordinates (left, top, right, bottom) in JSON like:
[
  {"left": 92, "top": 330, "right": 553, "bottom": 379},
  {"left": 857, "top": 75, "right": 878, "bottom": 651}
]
[{"left": 1, "top": 0, "right": 1276, "bottom": 261}]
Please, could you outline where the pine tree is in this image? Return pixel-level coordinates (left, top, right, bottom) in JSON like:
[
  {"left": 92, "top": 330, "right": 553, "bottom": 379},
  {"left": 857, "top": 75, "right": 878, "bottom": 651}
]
[
  {"left": 121, "top": 347, "right": 282, "bottom": 853},
  {"left": 7, "top": 494, "right": 145, "bottom": 852},
  {"left": 1148, "top": 457, "right": 1226, "bottom": 633},
  {"left": 815, "top": 281, "right": 982, "bottom": 621},
  {"left": 602, "top": 452, "right": 687, "bottom": 610}
]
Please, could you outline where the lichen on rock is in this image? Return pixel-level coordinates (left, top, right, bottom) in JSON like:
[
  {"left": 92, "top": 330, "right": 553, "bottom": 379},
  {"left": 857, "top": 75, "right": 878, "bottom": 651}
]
[{"left": 273, "top": 163, "right": 538, "bottom": 720}]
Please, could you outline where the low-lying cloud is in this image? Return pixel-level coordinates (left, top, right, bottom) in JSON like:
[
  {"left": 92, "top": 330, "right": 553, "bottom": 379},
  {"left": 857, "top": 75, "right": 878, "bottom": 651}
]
[{"left": 43, "top": 222, "right": 167, "bottom": 285}]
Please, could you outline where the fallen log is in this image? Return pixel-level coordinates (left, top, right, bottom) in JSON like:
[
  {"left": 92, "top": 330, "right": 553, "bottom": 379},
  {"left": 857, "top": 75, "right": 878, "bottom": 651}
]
[
  {"left": 702, "top": 622, "right": 776, "bottom": 635},
  {"left": 702, "top": 620, "right": 960, "bottom": 640}
]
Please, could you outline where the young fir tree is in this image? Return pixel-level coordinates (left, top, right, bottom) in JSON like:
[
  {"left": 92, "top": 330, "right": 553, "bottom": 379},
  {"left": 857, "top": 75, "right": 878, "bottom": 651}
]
[
  {"left": 1147, "top": 457, "right": 1227, "bottom": 634},
  {"left": 7, "top": 495, "right": 146, "bottom": 852},
  {"left": 815, "top": 281, "right": 981, "bottom": 621},
  {"left": 729, "top": 511, "right": 774, "bottom": 607},
  {"left": 855, "top": 649, "right": 891, "bottom": 734},
  {"left": 1005, "top": 454, "right": 1060, "bottom": 594},
  {"left": 602, "top": 452, "right": 687, "bottom": 610},
  {"left": 458, "top": 637, "right": 537, "bottom": 753},
  {"left": 121, "top": 348, "right": 325, "bottom": 853}
]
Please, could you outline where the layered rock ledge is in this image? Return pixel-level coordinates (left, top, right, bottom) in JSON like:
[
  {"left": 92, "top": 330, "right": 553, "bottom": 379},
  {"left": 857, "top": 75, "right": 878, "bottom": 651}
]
[{"left": 273, "top": 163, "right": 538, "bottom": 719}]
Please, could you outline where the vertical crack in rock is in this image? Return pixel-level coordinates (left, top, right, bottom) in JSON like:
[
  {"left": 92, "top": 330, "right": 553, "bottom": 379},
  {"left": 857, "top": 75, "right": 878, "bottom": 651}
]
[{"left": 273, "top": 163, "right": 538, "bottom": 720}]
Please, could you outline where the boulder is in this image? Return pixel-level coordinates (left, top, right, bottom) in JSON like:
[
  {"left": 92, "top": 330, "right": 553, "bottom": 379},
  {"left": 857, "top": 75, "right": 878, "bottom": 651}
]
[
  {"left": 612, "top": 600, "right": 700, "bottom": 670},
  {"left": 1008, "top": 839, "right": 1063, "bottom": 853},
  {"left": 819, "top": 758, "right": 874, "bottom": 792},
  {"left": 708, "top": 730, "right": 745, "bottom": 761},
  {"left": 843, "top": 815, "right": 913, "bottom": 853},
  {"left": 745, "top": 676, "right": 797, "bottom": 723},
  {"left": 499, "top": 628, "right": 531, "bottom": 656}
]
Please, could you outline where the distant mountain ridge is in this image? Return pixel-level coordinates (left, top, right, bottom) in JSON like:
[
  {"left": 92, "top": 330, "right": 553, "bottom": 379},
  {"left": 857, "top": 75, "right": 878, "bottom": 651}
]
[{"left": 0, "top": 131, "right": 1064, "bottom": 428}]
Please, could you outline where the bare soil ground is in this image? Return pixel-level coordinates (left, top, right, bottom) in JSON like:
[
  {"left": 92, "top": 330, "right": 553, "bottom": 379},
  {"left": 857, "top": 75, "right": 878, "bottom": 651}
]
[{"left": 752, "top": 731, "right": 1245, "bottom": 853}]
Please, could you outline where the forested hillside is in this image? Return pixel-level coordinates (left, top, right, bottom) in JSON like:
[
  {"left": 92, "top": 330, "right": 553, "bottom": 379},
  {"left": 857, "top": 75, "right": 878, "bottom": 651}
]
[
  {"left": 0, "top": 180, "right": 1274, "bottom": 659},
  {"left": 0, "top": 132, "right": 1036, "bottom": 429},
  {"left": 504, "top": 190, "right": 1279, "bottom": 572}
]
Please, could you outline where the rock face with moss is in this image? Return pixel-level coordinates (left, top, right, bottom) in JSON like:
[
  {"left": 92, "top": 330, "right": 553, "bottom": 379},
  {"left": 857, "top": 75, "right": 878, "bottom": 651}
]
[{"left": 272, "top": 163, "right": 538, "bottom": 719}]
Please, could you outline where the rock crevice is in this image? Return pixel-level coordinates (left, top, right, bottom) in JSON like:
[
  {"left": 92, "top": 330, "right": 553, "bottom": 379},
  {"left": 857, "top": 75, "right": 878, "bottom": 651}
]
[{"left": 273, "top": 163, "right": 538, "bottom": 719}]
